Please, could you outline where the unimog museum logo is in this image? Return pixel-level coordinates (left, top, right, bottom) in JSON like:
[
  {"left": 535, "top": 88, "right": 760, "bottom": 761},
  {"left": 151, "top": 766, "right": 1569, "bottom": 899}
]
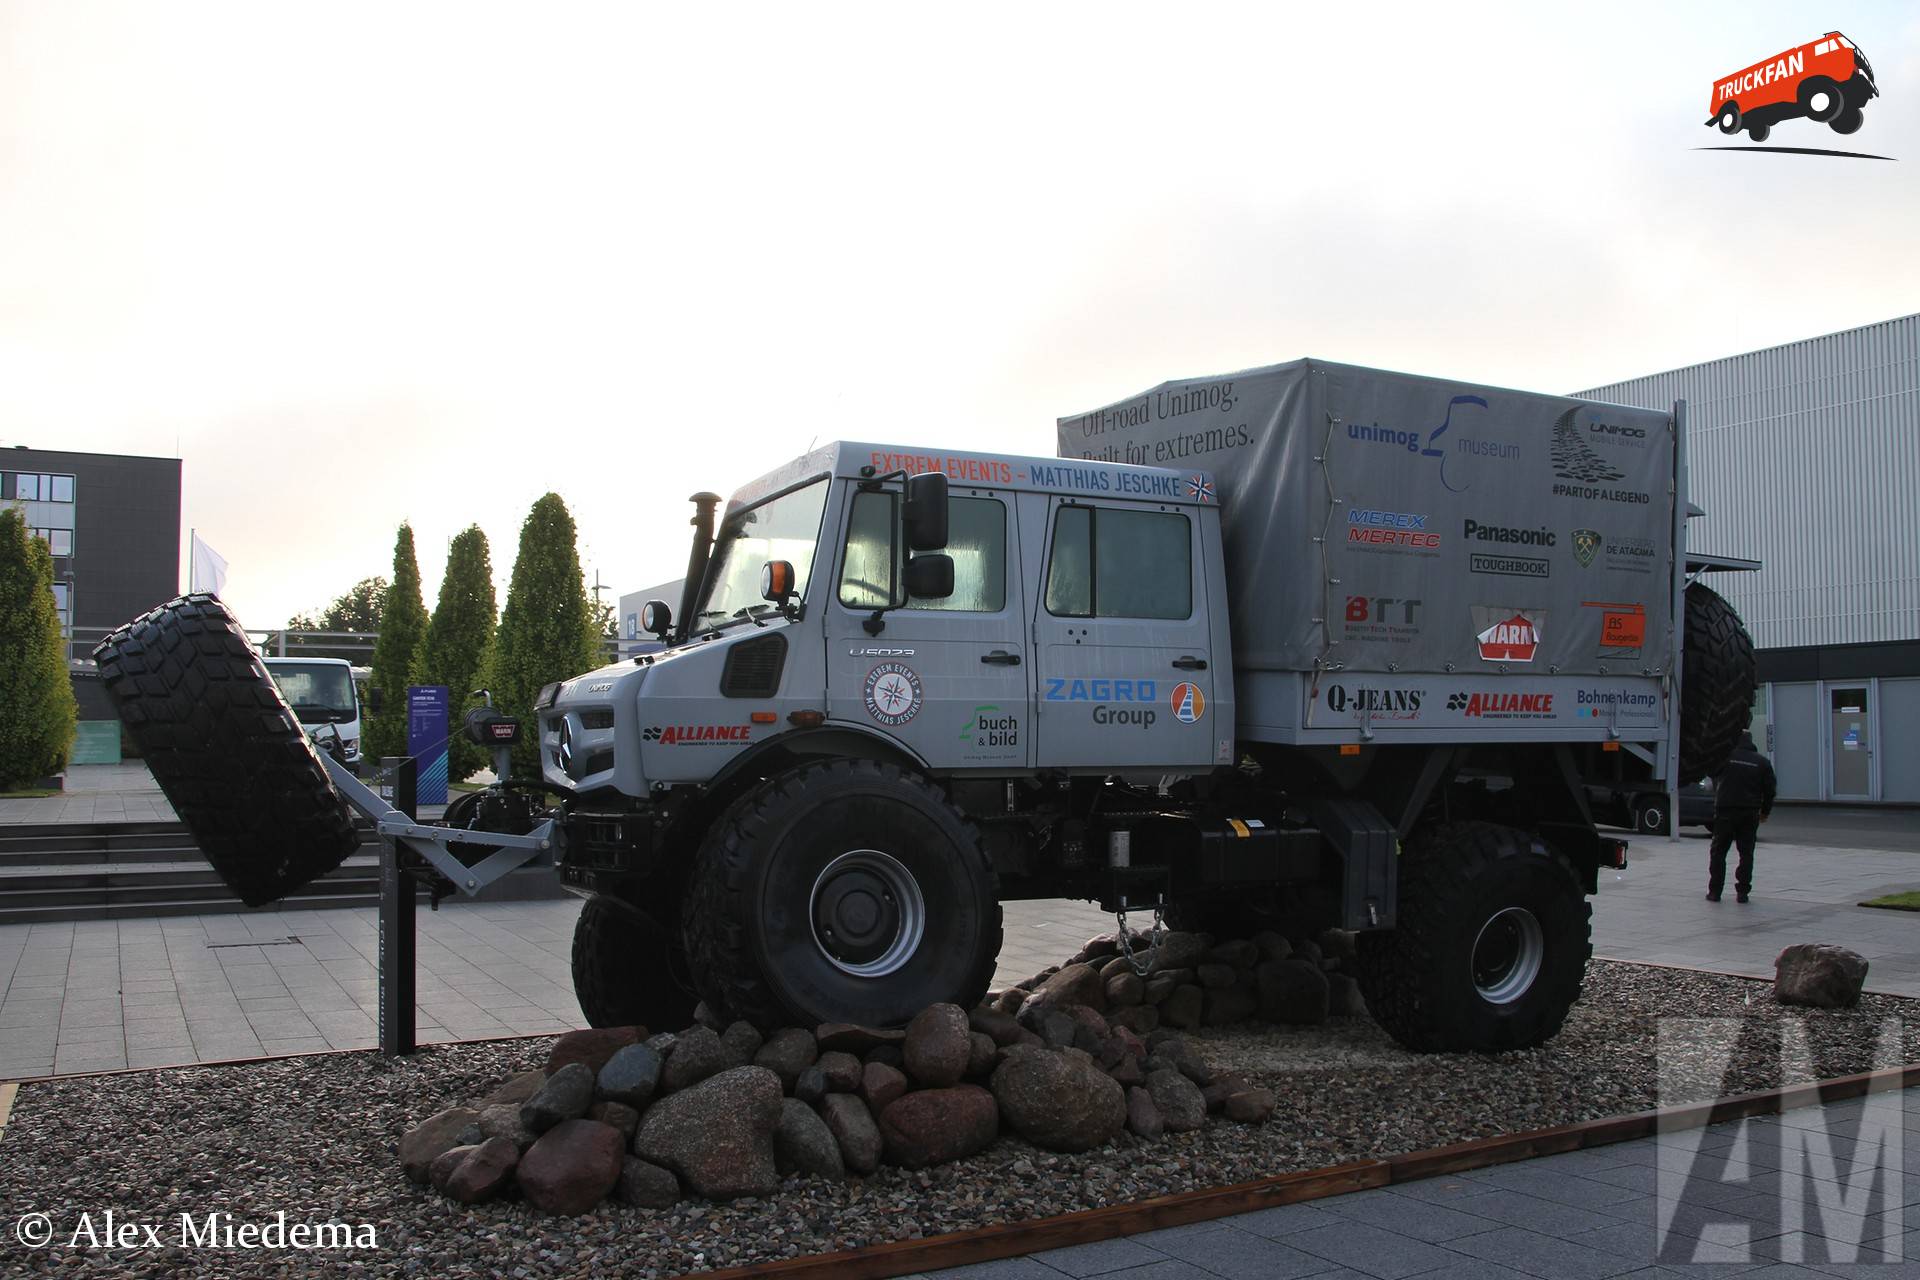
[
  {"left": 863, "top": 662, "right": 923, "bottom": 727},
  {"left": 1344, "top": 393, "right": 1506, "bottom": 493},
  {"left": 1473, "top": 607, "right": 1544, "bottom": 663}
]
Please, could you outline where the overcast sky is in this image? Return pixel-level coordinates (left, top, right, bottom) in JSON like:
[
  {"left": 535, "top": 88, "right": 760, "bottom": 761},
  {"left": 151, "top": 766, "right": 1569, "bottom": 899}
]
[{"left": 5, "top": 1, "right": 1917, "bottom": 630}]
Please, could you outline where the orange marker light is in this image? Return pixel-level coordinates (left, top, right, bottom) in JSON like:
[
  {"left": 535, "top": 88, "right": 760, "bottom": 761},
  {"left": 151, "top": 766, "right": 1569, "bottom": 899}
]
[
  {"left": 1339, "top": 744, "right": 1362, "bottom": 756},
  {"left": 788, "top": 710, "right": 826, "bottom": 727},
  {"left": 1602, "top": 741, "right": 1620, "bottom": 752},
  {"left": 750, "top": 711, "right": 778, "bottom": 724}
]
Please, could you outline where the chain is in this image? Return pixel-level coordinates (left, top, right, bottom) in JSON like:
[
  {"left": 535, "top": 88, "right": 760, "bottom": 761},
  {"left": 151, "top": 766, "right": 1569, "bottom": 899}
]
[{"left": 1114, "top": 893, "right": 1167, "bottom": 978}]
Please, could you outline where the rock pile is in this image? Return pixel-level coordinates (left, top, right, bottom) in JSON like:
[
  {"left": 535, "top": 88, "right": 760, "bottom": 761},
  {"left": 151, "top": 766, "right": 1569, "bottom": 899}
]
[
  {"left": 400, "top": 937, "right": 1302, "bottom": 1215},
  {"left": 989, "top": 927, "right": 1367, "bottom": 1034}
]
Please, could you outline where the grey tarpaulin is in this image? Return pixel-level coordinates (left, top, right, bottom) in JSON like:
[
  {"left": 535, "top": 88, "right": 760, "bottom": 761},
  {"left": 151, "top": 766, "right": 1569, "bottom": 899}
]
[{"left": 1057, "top": 358, "right": 1675, "bottom": 678}]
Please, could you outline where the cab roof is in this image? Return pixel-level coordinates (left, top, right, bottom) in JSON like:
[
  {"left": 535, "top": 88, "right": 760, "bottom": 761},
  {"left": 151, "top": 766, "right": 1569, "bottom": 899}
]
[{"left": 727, "top": 440, "right": 1217, "bottom": 512}]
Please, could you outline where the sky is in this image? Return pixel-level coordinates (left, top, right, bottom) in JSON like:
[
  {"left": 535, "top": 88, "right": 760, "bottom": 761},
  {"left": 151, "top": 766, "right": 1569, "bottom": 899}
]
[{"left": 4, "top": 1, "right": 1917, "bottom": 630}]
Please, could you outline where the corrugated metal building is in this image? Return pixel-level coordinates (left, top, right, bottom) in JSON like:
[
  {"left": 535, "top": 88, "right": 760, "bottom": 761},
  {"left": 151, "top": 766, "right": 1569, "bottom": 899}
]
[{"left": 1578, "top": 313, "right": 1920, "bottom": 804}]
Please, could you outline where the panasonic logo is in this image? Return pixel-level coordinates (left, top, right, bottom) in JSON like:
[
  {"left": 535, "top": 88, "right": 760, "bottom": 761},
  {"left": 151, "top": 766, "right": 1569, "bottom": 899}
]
[{"left": 1463, "top": 519, "right": 1556, "bottom": 546}]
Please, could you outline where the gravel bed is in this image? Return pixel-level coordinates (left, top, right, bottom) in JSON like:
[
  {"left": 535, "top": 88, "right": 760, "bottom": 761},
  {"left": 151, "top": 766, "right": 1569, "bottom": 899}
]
[{"left": 1, "top": 960, "right": 1913, "bottom": 1278}]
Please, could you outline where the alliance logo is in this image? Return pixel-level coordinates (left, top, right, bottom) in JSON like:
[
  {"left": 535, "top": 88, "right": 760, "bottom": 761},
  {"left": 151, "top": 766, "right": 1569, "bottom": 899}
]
[
  {"left": 1473, "top": 608, "right": 1544, "bottom": 663},
  {"left": 1446, "top": 691, "right": 1555, "bottom": 718},
  {"left": 644, "top": 724, "right": 752, "bottom": 745}
]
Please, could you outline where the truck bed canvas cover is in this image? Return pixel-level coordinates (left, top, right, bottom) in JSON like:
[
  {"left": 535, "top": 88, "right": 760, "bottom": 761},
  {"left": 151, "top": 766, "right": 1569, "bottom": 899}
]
[{"left": 1056, "top": 359, "right": 1675, "bottom": 683}]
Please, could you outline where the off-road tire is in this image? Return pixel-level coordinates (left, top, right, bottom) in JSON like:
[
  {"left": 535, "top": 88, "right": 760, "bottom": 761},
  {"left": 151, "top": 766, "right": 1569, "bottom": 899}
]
[
  {"left": 1716, "top": 103, "right": 1741, "bottom": 134},
  {"left": 1830, "top": 106, "right": 1864, "bottom": 135},
  {"left": 1677, "top": 582, "right": 1756, "bottom": 785},
  {"left": 571, "top": 892, "right": 698, "bottom": 1031},
  {"left": 682, "top": 759, "right": 1002, "bottom": 1030},
  {"left": 1355, "top": 821, "right": 1590, "bottom": 1053},
  {"left": 92, "top": 593, "right": 357, "bottom": 908},
  {"left": 1747, "top": 122, "right": 1771, "bottom": 143},
  {"left": 1798, "top": 76, "right": 1844, "bottom": 122}
]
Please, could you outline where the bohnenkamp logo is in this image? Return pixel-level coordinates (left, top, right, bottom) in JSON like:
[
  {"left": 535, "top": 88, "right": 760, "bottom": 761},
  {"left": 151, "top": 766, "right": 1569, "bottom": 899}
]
[{"left": 1699, "top": 30, "right": 1888, "bottom": 159}]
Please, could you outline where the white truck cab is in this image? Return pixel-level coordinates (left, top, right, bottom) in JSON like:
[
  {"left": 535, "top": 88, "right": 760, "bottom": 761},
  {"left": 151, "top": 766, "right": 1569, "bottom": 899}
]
[{"left": 262, "top": 656, "right": 366, "bottom": 772}]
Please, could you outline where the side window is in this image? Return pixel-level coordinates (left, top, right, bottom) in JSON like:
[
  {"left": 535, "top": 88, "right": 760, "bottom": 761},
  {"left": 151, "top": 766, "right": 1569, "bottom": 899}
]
[
  {"left": 910, "top": 497, "right": 1005, "bottom": 612},
  {"left": 838, "top": 490, "right": 898, "bottom": 609},
  {"left": 1045, "top": 505, "right": 1191, "bottom": 620}
]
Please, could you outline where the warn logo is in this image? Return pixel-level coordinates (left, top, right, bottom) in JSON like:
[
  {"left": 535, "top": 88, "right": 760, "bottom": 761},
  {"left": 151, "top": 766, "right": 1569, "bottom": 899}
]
[
  {"left": 1476, "top": 612, "right": 1542, "bottom": 663},
  {"left": 644, "top": 724, "right": 752, "bottom": 745}
]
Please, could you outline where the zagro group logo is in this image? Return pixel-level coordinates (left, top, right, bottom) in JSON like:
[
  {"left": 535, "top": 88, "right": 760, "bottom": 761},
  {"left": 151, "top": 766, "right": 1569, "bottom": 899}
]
[{"left": 1700, "top": 32, "right": 1887, "bottom": 159}]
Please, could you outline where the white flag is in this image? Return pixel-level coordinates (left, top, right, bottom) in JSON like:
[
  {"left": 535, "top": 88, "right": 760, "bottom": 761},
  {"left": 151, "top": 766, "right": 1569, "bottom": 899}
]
[{"left": 190, "top": 531, "right": 229, "bottom": 597}]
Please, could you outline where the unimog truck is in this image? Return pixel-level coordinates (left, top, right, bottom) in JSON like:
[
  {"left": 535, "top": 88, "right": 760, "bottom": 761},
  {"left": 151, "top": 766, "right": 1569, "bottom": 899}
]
[{"left": 95, "top": 358, "right": 1755, "bottom": 1054}]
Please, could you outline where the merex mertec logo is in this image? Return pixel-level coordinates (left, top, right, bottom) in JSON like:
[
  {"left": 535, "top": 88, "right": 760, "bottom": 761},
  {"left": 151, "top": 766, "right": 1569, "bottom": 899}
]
[
  {"left": 1703, "top": 31, "right": 1881, "bottom": 151},
  {"left": 1473, "top": 607, "right": 1544, "bottom": 663}
]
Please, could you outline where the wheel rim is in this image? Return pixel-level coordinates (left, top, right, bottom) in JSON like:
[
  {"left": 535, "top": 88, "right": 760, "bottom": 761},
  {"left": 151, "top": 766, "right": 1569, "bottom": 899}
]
[
  {"left": 809, "top": 848, "right": 926, "bottom": 978},
  {"left": 1472, "top": 906, "right": 1544, "bottom": 1005},
  {"left": 1640, "top": 807, "right": 1664, "bottom": 833}
]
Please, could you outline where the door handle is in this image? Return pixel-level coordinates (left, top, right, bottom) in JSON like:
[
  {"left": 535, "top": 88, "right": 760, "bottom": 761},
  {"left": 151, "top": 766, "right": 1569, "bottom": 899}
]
[
  {"left": 1172, "top": 656, "right": 1208, "bottom": 670},
  {"left": 981, "top": 650, "right": 1022, "bottom": 666}
]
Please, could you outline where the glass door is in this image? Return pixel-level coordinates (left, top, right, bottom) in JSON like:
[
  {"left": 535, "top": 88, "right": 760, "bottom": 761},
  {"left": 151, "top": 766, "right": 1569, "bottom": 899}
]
[{"left": 1828, "top": 685, "right": 1871, "bottom": 799}]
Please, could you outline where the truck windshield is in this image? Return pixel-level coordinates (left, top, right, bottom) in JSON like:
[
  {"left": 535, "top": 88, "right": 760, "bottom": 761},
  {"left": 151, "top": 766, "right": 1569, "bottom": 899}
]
[
  {"left": 266, "top": 664, "right": 359, "bottom": 724},
  {"left": 692, "top": 478, "right": 830, "bottom": 632}
]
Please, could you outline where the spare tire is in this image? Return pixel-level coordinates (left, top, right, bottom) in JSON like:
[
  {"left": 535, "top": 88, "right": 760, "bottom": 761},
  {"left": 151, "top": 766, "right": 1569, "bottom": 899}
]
[
  {"left": 1677, "top": 582, "right": 1756, "bottom": 785},
  {"left": 92, "top": 593, "right": 358, "bottom": 907}
]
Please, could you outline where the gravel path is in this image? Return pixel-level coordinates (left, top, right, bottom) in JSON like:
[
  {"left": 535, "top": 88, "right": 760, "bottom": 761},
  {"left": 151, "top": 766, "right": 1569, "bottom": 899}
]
[{"left": 1, "top": 961, "right": 1912, "bottom": 1278}]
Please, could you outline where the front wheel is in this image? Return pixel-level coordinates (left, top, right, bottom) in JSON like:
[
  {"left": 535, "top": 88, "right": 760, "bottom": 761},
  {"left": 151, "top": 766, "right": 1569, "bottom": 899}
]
[
  {"left": 1355, "top": 822, "right": 1590, "bottom": 1053},
  {"left": 1747, "top": 122, "right": 1771, "bottom": 143},
  {"left": 1830, "top": 107, "right": 1864, "bottom": 135},
  {"left": 682, "top": 759, "right": 1002, "bottom": 1029},
  {"left": 1716, "top": 103, "right": 1741, "bottom": 135},
  {"left": 1798, "top": 76, "right": 1844, "bottom": 122},
  {"left": 1633, "top": 797, "right": 1671, "bottom": 837}
]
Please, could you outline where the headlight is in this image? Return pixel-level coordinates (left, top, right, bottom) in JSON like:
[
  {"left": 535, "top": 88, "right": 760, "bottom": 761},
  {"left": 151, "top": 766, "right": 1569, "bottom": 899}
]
[{"left": 537, "top": 682, "right": 561, "bottom": 709}]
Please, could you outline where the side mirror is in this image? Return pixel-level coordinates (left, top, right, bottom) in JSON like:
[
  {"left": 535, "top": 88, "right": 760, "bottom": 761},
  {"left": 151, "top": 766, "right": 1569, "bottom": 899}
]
[
  {"left": 366, "top": 687, "right": 385, "bottom": 716},
  {"left": 903, "top": 471, "right": 949, "bottom": 551},
  {"left": 904, "top": 553, "right": 955, "bottom": 600},
  {"left": 760, "top": 560, "right": 797, "bottom": 608},
  {"left": 640, "top": 599, "right": 673, "bottom": 641}
]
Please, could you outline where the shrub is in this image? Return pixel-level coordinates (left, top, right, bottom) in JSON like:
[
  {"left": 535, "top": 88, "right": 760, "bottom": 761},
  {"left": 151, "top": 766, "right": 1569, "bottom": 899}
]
[
  {"left": 418, "top": 526, "right": 497, "bottom": 781},
  {"left": 0, "top": 510, "right": 79, "bottom": 787},
  {"left": 488, "top": 494, "right": 600, "bottom": 777},
  {"left": 364, "top": 524, "right": 429, "bottom": 762}
]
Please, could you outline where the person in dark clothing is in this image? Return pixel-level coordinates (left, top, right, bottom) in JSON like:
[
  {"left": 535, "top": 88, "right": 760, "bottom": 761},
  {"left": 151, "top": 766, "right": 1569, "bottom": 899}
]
[{"left": 1707, "top": 733, "right": 1776, "bottom": 903}]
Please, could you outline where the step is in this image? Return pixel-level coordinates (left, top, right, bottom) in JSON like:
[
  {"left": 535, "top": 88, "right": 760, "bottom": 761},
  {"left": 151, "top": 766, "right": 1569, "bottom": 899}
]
[{"left": 0, "top": 895, "right": 398, "bottom": 926}]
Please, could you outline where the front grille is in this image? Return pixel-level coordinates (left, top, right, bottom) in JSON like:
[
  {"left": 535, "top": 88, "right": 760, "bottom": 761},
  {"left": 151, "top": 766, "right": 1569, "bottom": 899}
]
[
  {"left": 579, "top": 709, "right": 615, "bottom": 730},
  {"left": 721, "top": 633, "right": 787, "bottom": 698}
]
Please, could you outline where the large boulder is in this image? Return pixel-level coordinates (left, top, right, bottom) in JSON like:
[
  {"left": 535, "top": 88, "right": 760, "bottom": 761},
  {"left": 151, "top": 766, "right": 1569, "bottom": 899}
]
[
  {"left": 719, "top": 1021, "right": 764, "bottom": 1070},
  {"left": 816, "top": 1050, "right": 863, "bottom": 1093},
  {"left": 477, "top": 1103, "right": 537, "bottom": 1150},
  {"left": 1146, "top": 1068, "right": 1207, "bottom": 1133},
  {"left": 1024, "top": 962, "right": 1107, "bottom": 1013},
  {"left": 545, "top": 1027, "right": 642, "bottom": 1076},
  {"left": 818, "top": 1093, "right": 883, "bottom": 1175},
  {"left": 616, "top": 1157, "right": 681, "bottom": 1209},
  {"left": 755, "top": 1027, "right": 821, "bottom": 1090},
  {"left": 633, "top": 1065, "right": 783, "bottom": 1200},
  {"left": 774, "top": 1097, "right": 845, "bottom": 1178},
  {"left": 1257, "top": 958, "right": 1330, "bottom": 1025},
  {"left": 878, "top": 1086, "right": 999, "bottom": 1168},
  {"left": 1161, "top": 984, "right": 1204, "bottom": 1030},
  {"left": 968, "top": 1006, "right": 1022, "bottom": 1047},
  {"left": 661, "top": 1025, "right": 728, "bottom": 1093},
  {"left": 1775, "top": 943, "right": 1870, "bottom": 1009},
  {"left": 517, "top": 1119, "right": 626, "bottom": 1215},
  {"left": 1126, "top": 1086, "right": 1164, "bottom": 1139},
  {"left": 1149, "top": 932, "right": 1211, "bottom": 972},
  {"left": 477, "top": 1069, "right": 546, "bottom": 1108},
  {"left": 521, "top": 1062, "right": 595, "bottom": 1134},
  {"left": 1209, "top": 938, "right": 1260, "bottom": 969},
  {"left": 990, "top": 1045, "right": 1126, "bottom": 1153},
  {"left": 428, "top": 1144, "right": 476, "bottom": 1193},
  {"left": 1327, "top": 972, "right": 1367, "bottom": 1018},
  {"left": 586, "top": 1101, "right": 640, "bottom": 1139},
  {"left": 966, "top": 1031, "right": 999, "bottom": 1077},
  {"left": 902, "top": 1003, "right": 971, "bottom": 1087},
  {"left": 1109, "top": 1005, "right": 1159, "bottom": 1035},
  {"left": 860, "top": 1061, "right": 909, "bottom": 1114},
  {"left": 597, "top": 1043, "right": 664, "bottom": 1108},
  {"left": 444, "top": 1137, "right": 519, "bottom": 1204},
  {"left": 400, "top": 1107, "right": 481, "bottom": 1183},
  {"left": 1105, "top": 972, "right": 1145, "bottom": 1007},
  {"left": 1224, "top": 1086, "right": 1277, "bottom": 1125},
  {"left": 815, "top": 1023, "right": 904, "bottom": 1055},
  {"left": 1203, "top": 987, "right": 1257, "bottom": 1026}
]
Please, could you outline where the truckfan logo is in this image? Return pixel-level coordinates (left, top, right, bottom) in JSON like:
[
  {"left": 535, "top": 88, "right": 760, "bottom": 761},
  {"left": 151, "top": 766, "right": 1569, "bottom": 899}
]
[
  {"left": 1171, "top": 682, "right": 1205, "bottom": 723},
  {"left": 1704, "top": 31, "right": 1879, "bottom": 150},
  {"left": 863, "top": 662, "right": 923, "bottom": 727},
  {"left": 1473, "top": 608, "right": 1544, "bottom": 663},
  {"left": 1572, "top": 529, "right": 1601, "bottom": 568}
]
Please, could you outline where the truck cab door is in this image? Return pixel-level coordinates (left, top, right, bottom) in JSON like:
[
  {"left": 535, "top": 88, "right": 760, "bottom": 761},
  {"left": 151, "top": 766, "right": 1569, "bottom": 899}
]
[
  {"left": 824, "top": 484, "right": 1031, "bottom": 770},
  {"left": 1032, "top": 496, "right": 1218, "bottom": 771}
]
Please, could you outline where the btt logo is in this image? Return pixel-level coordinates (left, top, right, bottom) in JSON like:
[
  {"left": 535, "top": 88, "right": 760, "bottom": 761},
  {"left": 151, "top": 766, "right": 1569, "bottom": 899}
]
[{"left": 1701, "top": 31, "right": 1883, "bottom": 156}]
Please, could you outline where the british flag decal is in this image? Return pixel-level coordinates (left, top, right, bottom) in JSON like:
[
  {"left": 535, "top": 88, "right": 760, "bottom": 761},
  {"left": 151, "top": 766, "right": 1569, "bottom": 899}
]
[{"left": 1186, "top": 475, "right": 1215, "bottom": 503}]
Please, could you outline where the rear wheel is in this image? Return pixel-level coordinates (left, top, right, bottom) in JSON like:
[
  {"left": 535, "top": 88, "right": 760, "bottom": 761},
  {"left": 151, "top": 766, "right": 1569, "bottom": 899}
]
[
  {"left": 571, "top": 892, "right": 698, "bottom": 1032},
  {"left": 1716, "top": 103, "right": 1741, "bottom": 135},
  {"left": 1747, "top": 121, "right": 1771, "bottom": 143},
  {"left": 1355, "top": 821, "right": 1590, "bottom": 1052},
  {"left": 1830, "top": 107, "right": 1864, "bottom": 135},
  {"left": 1633, "top": 796, "right": 1671, "bottom": 837},
  {"left": 1799, "top": 77, "right": 1844, "bottom": 122},
  {"left": 682, "top": 759, "right": 1001, "bottom": 1029}
]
